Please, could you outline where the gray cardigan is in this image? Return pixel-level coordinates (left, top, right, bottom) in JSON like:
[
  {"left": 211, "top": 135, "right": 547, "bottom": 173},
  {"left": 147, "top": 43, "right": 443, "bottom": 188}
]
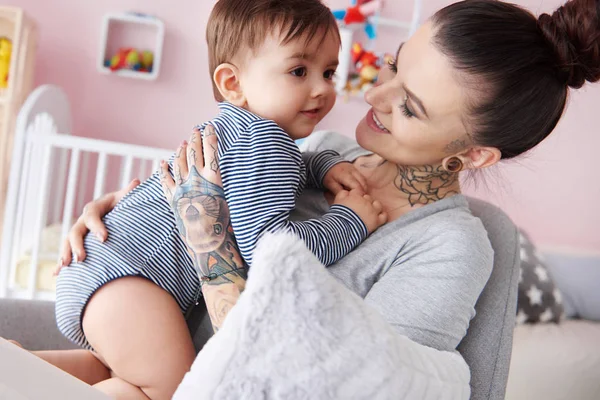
[{"left": 0, "top": 197, "right": 519, "bottom": 400}]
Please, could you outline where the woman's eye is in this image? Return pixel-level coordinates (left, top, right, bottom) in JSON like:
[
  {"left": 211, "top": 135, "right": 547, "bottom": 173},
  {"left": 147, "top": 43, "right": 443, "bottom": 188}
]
[
  {"left": 401, "top": 102, "right": 415, "bottom": 118},
  {"left": 324, "top": 69, "right": 336, "bottom": 80},
  {"left": 291, "top": 67, "right": 307, "bottom": 77},
  {"left": 387, "top": 58, "right": 398, "bottom": 73}
]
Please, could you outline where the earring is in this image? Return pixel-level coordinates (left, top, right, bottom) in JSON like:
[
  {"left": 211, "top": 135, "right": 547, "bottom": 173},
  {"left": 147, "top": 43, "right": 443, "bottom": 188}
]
[{"left": 444, "top": 157, "right": 463, "bottom": 173}]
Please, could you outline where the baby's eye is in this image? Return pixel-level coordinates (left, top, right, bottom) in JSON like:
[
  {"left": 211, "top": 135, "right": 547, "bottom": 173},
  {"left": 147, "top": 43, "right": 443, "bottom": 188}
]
[
  {"left": 290, "top": 67, "right": 307, "bottom": 77},
  {"left": 323, "top": 69, "right": 336, "bottom": 80}
]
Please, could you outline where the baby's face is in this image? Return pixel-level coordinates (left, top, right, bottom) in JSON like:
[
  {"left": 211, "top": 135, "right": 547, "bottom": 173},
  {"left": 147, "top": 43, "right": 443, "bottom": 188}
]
[{"left": 238, "top": 27, "right": 340, "bottom": 139}]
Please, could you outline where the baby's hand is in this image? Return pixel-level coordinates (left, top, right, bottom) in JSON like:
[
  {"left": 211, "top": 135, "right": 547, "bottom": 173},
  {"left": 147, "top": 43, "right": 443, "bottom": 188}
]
[
  {"left": 334, "top": 189, "right": 387, "bottom": 234},
  {"left": 323, "top": 162, "right": 367, "bottom": 195}
]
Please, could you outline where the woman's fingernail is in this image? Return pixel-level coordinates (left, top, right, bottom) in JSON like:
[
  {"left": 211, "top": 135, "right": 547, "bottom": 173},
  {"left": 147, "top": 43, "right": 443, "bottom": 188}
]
[
  {"left": 57, "top": 257, "right": 64, "bottom": 267},
  {"left": 73, "top": 253, "right": 78, "bottom": 263},
  {"left": 96, "top": 232, "right": 105, "bottom": 242}
]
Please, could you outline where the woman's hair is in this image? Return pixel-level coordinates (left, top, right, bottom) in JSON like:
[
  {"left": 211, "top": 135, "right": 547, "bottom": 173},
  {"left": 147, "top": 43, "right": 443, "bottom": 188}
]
[{"left": 432, "top": 0, "right": 600, "bottom": 159}]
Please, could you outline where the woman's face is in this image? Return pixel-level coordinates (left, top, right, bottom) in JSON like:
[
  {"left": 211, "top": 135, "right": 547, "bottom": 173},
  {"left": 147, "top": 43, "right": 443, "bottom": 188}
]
[{"left": 355, "top": 21, "right": 472, "bottom": 166}]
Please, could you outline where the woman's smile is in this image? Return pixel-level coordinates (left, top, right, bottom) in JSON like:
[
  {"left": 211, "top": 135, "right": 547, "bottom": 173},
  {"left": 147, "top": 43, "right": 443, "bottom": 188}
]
[{"left": 366, "top": 108, "right": 391, "bottom": 134}]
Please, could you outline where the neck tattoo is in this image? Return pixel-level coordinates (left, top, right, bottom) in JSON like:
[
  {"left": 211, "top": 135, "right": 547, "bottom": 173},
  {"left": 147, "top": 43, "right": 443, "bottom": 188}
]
[{"left": 394, "top": 164, "right": 459, "bottom": 206}]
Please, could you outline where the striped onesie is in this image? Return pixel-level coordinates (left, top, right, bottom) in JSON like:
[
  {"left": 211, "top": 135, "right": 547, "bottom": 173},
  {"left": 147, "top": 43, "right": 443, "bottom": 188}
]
[{"left": 55, "top": 102, "right": 367, "bottom": 349}]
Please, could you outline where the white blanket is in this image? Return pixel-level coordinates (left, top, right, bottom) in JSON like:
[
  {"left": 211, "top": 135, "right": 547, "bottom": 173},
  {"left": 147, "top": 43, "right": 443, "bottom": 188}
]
[{"left": 174, "top": 232, "right": 471, "bottom": 400}]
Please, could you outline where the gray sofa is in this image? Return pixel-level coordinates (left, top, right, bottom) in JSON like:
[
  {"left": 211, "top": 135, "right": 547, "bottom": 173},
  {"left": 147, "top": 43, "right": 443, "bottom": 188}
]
[{"left": 0, "top": 198, "right": 520, "bottom": 400}]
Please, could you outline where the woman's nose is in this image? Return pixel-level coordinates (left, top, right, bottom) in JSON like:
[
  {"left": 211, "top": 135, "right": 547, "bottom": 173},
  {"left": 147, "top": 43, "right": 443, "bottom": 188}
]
[{"left": 364, "top": 80, "right": 392, "bottom": 112}]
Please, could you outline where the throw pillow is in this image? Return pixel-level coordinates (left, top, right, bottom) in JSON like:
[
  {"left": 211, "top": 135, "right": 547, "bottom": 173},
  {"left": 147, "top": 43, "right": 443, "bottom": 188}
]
[{"left": 517, "top": 230, "right": 565, "bottom": 324}]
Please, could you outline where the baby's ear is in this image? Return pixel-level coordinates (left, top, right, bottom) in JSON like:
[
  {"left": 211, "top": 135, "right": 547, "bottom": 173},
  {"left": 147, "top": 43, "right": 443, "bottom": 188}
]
[{"left": 214, "top": 63, "right": 246, "bottom": 106}]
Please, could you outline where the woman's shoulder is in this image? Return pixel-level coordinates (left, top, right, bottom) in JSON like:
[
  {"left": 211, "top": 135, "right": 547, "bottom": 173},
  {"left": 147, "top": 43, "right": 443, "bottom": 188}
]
[
  {"left": 425, "top": 198, "right": 492, "bottom": 251},
  {"left": 397, "top": 196, "right": 494, "bottom": 273}
]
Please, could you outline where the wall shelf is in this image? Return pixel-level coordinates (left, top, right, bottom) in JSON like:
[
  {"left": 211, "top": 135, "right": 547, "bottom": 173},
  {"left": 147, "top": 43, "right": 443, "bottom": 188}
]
[{"left": 97, "top": 12, "right": 165, "bottom": 81}]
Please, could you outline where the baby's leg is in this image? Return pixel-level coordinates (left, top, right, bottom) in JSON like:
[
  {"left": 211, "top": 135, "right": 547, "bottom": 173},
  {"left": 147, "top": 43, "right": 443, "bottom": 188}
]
[
  {"left": 82, "top": 276, "right": 196, "bottom": 400},
  {"left": 3, "top": 339, "right": 111, "bottom": 385},
  {"left": 32, "top": 349, "right": 111, "bottom": 385}
]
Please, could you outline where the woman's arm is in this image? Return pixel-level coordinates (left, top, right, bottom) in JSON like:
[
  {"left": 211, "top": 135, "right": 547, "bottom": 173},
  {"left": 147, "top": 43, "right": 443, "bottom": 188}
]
[{"left": 160, "top": 127, "right": 247, "bottom": 332}]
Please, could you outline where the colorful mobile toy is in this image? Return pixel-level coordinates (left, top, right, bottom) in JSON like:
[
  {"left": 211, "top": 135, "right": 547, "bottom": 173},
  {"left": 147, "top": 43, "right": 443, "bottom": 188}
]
[{"left": 332, "top": 0, "right": 383, "bottom": 40}]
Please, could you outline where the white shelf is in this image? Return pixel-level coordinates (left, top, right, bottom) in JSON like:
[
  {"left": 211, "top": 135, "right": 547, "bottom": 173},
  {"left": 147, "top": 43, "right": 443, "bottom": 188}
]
[
  {"left": 97, "top": 12, "right": 165, "bottom": 81},
  {"left": 98, "top": 66, "right": 159, "bottom": 81}
]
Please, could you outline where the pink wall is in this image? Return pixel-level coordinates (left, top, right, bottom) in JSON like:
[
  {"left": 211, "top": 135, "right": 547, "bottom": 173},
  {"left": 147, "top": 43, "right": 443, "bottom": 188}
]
[{"left": 7, "top": 0, "right": 600, "bottom": 252}]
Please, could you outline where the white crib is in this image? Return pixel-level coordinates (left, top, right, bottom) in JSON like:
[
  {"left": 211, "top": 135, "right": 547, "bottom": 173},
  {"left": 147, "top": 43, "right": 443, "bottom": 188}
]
[{"left": 0, "top": 85, "right": 172, "bottom": 300}]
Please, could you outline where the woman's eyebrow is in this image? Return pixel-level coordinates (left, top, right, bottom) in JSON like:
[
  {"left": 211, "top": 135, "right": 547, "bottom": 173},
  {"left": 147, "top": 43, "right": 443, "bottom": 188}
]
[
  {"left": 395, "top": 43, "right": 429, "bottom": 118},
  {"left": 395, "top": 43, "right": 404, "bottom": 61}
]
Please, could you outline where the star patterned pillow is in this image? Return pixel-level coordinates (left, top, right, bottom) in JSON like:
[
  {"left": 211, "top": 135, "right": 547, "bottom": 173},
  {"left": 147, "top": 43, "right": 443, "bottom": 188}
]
[{"left": 516, "top": 230, "right": 565, "bottom": 324}]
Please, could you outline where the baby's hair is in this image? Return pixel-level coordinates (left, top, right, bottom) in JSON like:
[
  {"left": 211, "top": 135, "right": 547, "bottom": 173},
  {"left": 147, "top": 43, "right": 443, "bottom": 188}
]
[{"left": 206, "top": 0, "right": 340, "bottom": 101}]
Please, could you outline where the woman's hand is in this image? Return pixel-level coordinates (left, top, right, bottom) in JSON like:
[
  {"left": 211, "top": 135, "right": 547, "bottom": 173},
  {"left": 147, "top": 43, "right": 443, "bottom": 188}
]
[
  {"left": 160, "top": 126, "right": 247, "bottom": 332},
  {"left": 55, "top": 179, "right": 140, "bottom": 275}
]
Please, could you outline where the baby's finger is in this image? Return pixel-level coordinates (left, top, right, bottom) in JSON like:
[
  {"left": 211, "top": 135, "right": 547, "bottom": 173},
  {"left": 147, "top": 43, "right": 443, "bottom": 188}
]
[
  {"left": 363, "top": 194, "right": 373, "bottom": 202},
  {"left": 335, "top": 189, "right": 350, "bottom": 202},
  {"left": 202, "top": 125, "right": 222, "bottom": 186},
  {"left": 340, "top": 174, "right": 361, "bottom": 190},
  {"left": 378, "top": 212, "right": 388, "bottom": 225},
  {"left": 160, "top": 160, "right": 175, "bottom": 204},
  {"left": 372, "top": 200, "right": 383, "bottom": 213},
  {"left": 328, "top": 180, "right": 344, "bottom": 195},
  {"left": 188, "top": 128, "right": 204, "bottom": 170}
]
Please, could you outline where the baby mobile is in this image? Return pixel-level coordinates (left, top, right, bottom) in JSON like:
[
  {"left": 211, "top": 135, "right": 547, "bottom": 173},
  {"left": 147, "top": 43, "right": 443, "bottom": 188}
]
[{"left": 332, "top": 0, "right": 395, "bottom": 97}]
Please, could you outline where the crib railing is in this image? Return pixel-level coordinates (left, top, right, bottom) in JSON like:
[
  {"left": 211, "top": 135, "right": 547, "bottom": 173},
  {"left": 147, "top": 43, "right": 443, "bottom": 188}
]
[{"left": 0, "top": 129, "right": 171, "bottom": 300}]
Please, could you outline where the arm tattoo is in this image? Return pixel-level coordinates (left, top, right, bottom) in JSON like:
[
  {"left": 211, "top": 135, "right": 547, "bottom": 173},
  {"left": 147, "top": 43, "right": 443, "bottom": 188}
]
[
  {"left": 395, "top": 164, "right": 459, "bottom": 206},
  {"left": 169, "top": 165, "right": 247, "bottom": 331},
  {"left": 209, "top": 144, "right": 219, "bottom": 172}
]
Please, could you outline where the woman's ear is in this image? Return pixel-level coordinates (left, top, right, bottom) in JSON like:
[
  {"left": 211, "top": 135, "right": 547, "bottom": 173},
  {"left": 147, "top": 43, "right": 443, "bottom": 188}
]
[
  {"left": 461, "top": 146, "right": 502, "bottom": 170},
  {"left": 214, "top": 63, "right": 246, "bottom": 106}
]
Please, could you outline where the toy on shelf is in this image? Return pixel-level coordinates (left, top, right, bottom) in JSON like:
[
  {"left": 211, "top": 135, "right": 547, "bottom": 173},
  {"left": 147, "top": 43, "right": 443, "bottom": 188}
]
[
  {"left": 0, "top": 37, "right": 12, "bottom": 88},
  {"left": 98, "top": 13, "right": 164, "bottom": 81},
  {"left": 104, "top": 48, "right": 154, "bottom": 74},
  {"left": 343, "top": 42, "right": 393, "bottom": 96},
  {"left": 332, "top": 0, "right": 383, "bottom": 40}
]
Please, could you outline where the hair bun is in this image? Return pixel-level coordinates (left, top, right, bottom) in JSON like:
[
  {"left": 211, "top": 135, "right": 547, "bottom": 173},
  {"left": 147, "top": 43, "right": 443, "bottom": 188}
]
[{"left": 538, "top": 0, "right": 600, "bottom": 88}]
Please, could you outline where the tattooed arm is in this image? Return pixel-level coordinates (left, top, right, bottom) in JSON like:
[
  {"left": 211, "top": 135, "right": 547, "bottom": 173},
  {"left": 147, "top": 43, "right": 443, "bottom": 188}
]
[{"left": 161, "top": 126, "right": 247, "bottom": 332}]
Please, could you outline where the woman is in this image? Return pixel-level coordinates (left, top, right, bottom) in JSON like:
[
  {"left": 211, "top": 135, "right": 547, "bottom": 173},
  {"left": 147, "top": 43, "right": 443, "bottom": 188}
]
[{"left": 25, "top": 0, "right": 600, "bottom": 398}]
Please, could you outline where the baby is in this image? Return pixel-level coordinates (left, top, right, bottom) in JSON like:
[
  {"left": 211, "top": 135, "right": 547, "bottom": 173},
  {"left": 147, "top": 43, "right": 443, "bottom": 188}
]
[
  {"left": 185, "top": 0, "right": 387, "bottom": 267},
  {"left": 54, "top": 0, "right": 386, "bottom": 351}
]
